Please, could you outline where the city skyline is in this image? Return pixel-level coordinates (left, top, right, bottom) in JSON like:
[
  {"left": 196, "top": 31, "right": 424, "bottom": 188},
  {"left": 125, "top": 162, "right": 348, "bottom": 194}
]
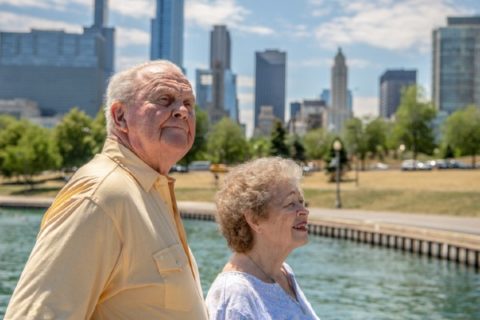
[{"left": 0, "top": 0, "right": 478, "bottom": 136}]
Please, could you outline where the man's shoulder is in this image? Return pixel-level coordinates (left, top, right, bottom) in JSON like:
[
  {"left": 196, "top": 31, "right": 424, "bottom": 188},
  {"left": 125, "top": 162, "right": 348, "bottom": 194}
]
[{"left": 61, "top": 154, "right": 141, "bottom": 208}]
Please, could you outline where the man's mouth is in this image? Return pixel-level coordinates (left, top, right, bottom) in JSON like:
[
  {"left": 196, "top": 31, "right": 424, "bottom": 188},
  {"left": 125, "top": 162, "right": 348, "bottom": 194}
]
[
  {"left": 292, "top": 221, "right": 308, "bottom": 232},
  {"left": 165, "top": 126, "right": 187, "bottom": 132}
]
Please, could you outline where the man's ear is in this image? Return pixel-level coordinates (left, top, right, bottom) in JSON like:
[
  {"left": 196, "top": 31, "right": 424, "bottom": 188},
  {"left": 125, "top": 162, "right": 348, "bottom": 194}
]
[
  {"left": 111, "top": 102, "right": 128, "bottom": 133},
  {"left": 244, "top": 211, "right": 262, "bottom": 234}
]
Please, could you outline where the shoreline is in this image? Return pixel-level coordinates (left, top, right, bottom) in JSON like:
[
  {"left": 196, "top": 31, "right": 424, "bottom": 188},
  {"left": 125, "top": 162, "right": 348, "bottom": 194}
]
[{"left": 1, "top": 196, "right": 479, "bottom": 270}]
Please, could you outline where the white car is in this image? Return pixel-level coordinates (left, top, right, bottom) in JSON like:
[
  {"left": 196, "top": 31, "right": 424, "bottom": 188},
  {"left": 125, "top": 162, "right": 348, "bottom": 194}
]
[{"left": 401, "top": 160, "right": 432, "bottom": 171}]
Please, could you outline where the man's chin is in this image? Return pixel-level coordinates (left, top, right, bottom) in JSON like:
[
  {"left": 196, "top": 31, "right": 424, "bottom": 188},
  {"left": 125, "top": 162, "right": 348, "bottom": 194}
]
[{"left": 162, "top": 136, "right": 192, "bottom": 154}]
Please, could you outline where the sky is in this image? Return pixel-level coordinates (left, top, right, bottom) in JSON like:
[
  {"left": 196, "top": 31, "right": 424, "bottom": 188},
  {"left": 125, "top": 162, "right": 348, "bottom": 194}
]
[{"left": 0, "top": 0, "right": 479, "bottom": 137}]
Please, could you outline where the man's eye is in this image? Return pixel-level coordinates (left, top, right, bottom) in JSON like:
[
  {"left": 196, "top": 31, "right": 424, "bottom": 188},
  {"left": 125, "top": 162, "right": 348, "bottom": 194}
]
[{"left": 154, "top": 96, "right": 170, "bottom": 105}]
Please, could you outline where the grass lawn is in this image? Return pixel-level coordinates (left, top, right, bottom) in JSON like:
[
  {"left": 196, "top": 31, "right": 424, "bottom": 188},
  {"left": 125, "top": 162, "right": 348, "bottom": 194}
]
[{"left": 1, "top": 169, "right": 479, "bottom": 216}]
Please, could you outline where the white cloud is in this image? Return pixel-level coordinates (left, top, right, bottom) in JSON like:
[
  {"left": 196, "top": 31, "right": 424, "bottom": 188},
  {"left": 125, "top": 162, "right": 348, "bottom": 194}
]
[
  {"left": 290, "top": 58, "right": 331, "bottom": 68},
  {"left": 237, "top": 75, "right": 254, "bottom": 88},
  {"left": 0, "top": 11, "right": 82, "bottom": 33},
  {"left": 289, "top": 24, "right": 310, "bottom": 38},
  {"left": 0, "top": 0, "right": 51, "bottom": 9},
  {"left": 313, "top": 0, "right": 469, "bottom": 52},
  {"left": 236, "top": 25, "right": 274, "bottom": 35},
  {"left": 353, "top": 96, "right": 379, "bottom": 118},
  {"left": 186, "top": 0, "right": 248, "bottom": 27},
  {"left": 0, "top": 12, "right": 149, "bottom": 49},
  {"left": 115, "top": 55, "right": 148, "bottom": 71},
  {"left": 116, "top": 27, "right": 150, "bottom": 48},
  {"left": 0, "top": 0, "right": 91, "bottom": 11},
  {"left": 238, "top": 92, "right": 254, "bottom": 104},
  {"left": 109, "top": 0, "right": 153, "bottom": 19},
  {"left": 185, "top": 0, "right": 274, "bottom": 36},
  {"left": 348, "top": 58, "right": 371, "bottom": 68}
]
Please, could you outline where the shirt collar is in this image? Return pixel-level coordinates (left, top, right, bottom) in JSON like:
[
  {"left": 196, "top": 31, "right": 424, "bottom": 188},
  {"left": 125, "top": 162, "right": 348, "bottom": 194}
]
[{"left": 101, "top": 138, "right": 175, "bottom": 192}]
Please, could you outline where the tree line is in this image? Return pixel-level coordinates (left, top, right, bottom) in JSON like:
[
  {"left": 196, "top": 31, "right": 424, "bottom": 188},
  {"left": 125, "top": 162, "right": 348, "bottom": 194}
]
[{"left": 0, "top": 85, "right": 479, "bottom": 185}]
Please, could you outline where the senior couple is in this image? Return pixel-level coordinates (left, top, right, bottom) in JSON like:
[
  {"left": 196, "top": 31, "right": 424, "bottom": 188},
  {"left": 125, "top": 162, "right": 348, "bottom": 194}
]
[{"left": 5, "top": 60, "right": 320, "bottom": 320}]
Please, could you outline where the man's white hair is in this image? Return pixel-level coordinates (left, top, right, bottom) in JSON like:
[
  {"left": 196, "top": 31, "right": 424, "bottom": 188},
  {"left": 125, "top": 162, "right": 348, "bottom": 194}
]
[{"left": 104, "top": 60, "right": 183, "bottom": 134}]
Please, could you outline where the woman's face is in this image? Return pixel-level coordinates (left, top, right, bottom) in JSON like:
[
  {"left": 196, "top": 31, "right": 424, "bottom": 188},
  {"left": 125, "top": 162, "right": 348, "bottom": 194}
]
[{"left": 257, "top": 180, "right": 309, "bottom": 253}]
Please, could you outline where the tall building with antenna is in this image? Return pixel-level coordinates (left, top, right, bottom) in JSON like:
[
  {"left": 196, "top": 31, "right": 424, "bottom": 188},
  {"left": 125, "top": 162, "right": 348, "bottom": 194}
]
[{"left": 329, "top": 48, "right": 350, "bottom": 134}]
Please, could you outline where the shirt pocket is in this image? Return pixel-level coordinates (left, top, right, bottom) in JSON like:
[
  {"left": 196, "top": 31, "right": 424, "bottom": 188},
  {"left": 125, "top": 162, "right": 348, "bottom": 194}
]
[{"left": 152, "top": 243, "right": 196, "bottom": 311}]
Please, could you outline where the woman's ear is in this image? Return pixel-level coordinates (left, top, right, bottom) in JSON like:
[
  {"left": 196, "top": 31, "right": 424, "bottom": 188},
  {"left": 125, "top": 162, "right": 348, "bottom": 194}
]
[
  {"left": 244, "top": 211, "right": 262, "bottom": 234},
  {"left": 111, "top": 102, "right": 128, "bottom": 133}
]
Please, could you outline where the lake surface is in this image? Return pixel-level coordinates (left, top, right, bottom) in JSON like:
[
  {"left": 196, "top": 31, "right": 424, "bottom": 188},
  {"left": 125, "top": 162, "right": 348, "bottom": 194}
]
[{"left": 1, "top": 208, "right": 479, "bottom": 319}]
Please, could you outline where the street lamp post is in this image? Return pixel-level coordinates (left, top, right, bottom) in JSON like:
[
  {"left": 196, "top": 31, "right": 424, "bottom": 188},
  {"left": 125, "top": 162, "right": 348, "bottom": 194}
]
[
  {"left": 333, "top": 139, "right": 342, "bottom": 209},
  {"left": 399, "top": 144, "right": 405, "bottom": 160}
]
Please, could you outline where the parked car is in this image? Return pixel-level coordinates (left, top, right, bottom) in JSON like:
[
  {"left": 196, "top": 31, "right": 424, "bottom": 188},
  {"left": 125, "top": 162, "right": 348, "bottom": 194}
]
[
  {"left": 169, "top": 164, "right": 188, "bottom": 173},
  {"left": 445, "top": 159, "right": 471, "bottom": 169},
  {"left": 401, "top": 159, "right": 432, "bottom": 171},
  {"left": 370, "top": 162, "right": 389, "bottom": 170},
  {"left": 188, "top": 160, "right": 211, "bottom": 171},
  {"left": 427, "top": 159, "right": 447, "bottom": 169}
]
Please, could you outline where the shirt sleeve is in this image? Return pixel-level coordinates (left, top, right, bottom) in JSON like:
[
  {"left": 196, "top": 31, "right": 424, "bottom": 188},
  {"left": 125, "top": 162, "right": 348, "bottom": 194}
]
[{"left": 4, "top": 198, "right": 122, "bottom": 320}]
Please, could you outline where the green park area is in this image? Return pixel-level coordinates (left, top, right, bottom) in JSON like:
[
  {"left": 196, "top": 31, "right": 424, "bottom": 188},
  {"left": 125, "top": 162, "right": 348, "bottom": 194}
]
[
  {"left": 0, "top": 87, "right": 479, "bottom": 216},
  {"left": 2, "top": 168, "right": 478, "bottom": 217}
]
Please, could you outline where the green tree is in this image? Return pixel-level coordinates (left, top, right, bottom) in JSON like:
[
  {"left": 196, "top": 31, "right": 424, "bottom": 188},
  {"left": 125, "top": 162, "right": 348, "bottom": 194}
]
[
  {"left": 0, "top": 117, "right": 29, "bottom": 175},
  {"left": 54, "top": 108, "right": 96, "bottom": 170},
  {"left": 302, "top": 128, "right": 332, "bottom": 160},
  {"left": 343, "top": 117, "right": 368, "bottom": 170},
  {"left": 442, "top": 144, "right": 455, "bottom": 159},
  {"left": 180, "top": 106, "right": 209, "bottom": 165},
  {"left": 443, "top": 105, "right": 480, "bottom": 167},
  {"left": 91, "top": 109, "right": 107, "bottom": 154},
  {"left": 1, "top": 123, "right": 60, "bottom": 187},
  {"left": 393, "top": 86, "right": 436, "bottom": 160},
  {"left": 324, "top": 138, "right": 349, "bottom": 181},
  {"left": 206, "top": 117, "right": 248, "bottom": 164},
  {"left": 248, "top": 136, "right": 270, "bottom": 159},
  {"left": 269, "top": 120, "right": 289, "bottom": 157},
  {"left": 288, "top": 134, "right": 306, "bottom": 162},
  {"left": 365, "top": 117, "right": 388, "bottom": 161}
]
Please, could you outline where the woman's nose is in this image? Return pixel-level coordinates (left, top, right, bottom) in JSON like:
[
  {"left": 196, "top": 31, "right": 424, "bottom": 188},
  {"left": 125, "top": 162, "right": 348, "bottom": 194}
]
[{"left": 298, "top": 205, "right": 309, "bottom": 216}]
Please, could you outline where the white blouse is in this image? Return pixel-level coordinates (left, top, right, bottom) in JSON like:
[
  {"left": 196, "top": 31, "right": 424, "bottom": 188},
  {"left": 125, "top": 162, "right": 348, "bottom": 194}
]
[{"left": 206, "top": 263, "right": 320, "bottom": 320}]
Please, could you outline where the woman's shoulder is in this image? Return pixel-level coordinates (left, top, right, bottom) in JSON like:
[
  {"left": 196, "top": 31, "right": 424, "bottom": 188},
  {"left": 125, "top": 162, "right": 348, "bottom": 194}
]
[
  {"left": 207, "top": 271, "right": 262, "bottom": 301},
  {"left": 206, "top": 271, "right": 269, "bottom": 319}
]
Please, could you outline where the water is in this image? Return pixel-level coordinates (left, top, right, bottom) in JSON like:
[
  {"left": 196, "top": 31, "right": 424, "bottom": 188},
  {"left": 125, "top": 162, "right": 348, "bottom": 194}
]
[{"left": 1, "top": 209, "right": 479, "bottom": 320}]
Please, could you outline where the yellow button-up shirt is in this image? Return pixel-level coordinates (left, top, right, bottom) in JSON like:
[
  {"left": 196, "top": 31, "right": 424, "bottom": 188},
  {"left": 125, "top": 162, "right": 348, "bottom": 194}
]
[{"left": 5, "top": 138, "right": 209, "bottom": 320}]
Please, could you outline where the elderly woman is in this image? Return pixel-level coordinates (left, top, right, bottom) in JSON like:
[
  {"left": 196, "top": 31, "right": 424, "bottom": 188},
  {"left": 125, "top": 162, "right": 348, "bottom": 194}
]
[{"left": 206, "top": 157, "right": 320, "bottom": 319}]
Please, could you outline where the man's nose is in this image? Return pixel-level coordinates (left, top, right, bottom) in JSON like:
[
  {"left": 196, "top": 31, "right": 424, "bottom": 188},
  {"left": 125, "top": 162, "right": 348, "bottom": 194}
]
[{"left": 172, "top": 102, "right": 188, "bottom": 119}]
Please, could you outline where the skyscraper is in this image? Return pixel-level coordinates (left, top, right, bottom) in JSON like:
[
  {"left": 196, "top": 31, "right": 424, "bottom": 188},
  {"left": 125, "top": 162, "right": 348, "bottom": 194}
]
[
  {"left": 196, "top": 25, "right": 238, "bottom": 124},
  {"left": 210, "top": 25, "right": 230, "bottom": 70},
  {"left": 432, "top": 16, "right": 480, "bottom": 114},
  {"left": 329, "top": 48, "right": 350, "bottom": 134},
  {"left": 150, "top": 0, "right": 184, "bottom": 68},
  {"left": 379, "top": 70, "right": 417, "bottom": 119},
  {"left": 0, "top": 0, "right": 114, "bottom": 117},
  {"left": 254, "top": 49, "right": 286, "bottom": 132}
]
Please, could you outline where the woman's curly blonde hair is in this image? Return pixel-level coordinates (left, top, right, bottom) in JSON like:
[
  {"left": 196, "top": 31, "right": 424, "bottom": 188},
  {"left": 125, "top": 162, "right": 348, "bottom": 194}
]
[{"left": 215, "top": 157, "right": 303, "bottom": 253}]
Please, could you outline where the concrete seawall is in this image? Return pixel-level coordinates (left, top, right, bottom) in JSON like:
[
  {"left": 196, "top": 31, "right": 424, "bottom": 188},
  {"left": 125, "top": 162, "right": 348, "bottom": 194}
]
[{"left": 1, "top": 196, "right": 479, "bottom": 270}]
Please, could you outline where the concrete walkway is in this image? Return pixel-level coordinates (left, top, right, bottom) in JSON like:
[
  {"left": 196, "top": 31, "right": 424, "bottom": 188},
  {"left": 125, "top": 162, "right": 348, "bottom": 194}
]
[
  {"left": 1, "top": 196, "right": 480, "bottom": 236},
  {"left": 179, "top": 201, "right": 480, "bottom": 236}
]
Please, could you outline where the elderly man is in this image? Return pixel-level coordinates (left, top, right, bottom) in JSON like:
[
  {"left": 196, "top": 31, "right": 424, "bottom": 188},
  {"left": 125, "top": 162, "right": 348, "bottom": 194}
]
[{"left": 5, "top": 60, "right": 208, "bottom": 319}]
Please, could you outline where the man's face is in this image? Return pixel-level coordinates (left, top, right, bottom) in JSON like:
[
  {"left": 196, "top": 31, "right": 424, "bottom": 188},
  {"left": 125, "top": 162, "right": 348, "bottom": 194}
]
[{"left": 123, "top": 65, "right": 196, "bottom": 173}]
